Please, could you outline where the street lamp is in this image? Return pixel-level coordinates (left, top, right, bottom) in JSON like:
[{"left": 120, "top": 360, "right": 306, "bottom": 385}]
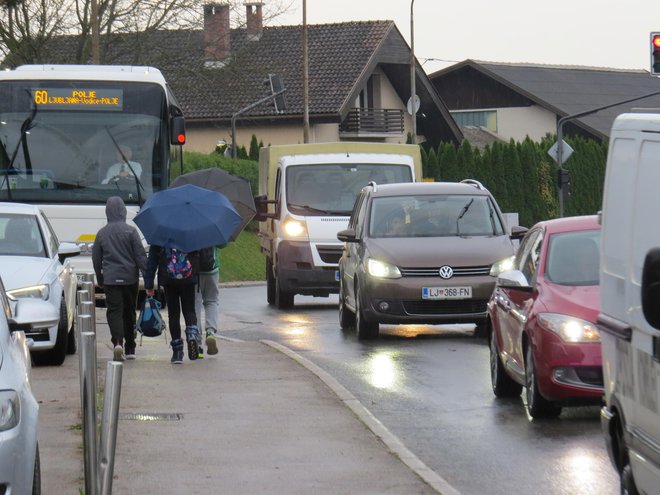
[{"left": 410, "top": 0, "right": 417, "bottom": 143}]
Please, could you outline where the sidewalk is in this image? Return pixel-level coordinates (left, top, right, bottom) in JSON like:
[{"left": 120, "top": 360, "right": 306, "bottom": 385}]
[{"left": 31, "top": 313, "right": 456, "bottom": 495}]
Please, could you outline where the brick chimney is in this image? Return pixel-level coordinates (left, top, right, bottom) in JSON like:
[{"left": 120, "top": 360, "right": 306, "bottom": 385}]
[
  {"left": 204, "top": 3, "right": 231, "bottom": 64},
  {"left": 245, "top": 2, "right": 264, "bottom": 41}
]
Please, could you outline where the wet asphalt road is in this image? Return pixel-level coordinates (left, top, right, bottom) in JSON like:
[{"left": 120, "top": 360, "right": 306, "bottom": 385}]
[{"left": 218, "top": 285, "right": 619, "bottom": 495}]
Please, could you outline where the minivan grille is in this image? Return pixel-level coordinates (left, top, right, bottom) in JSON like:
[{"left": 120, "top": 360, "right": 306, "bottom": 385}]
[
  {"left": 316, "top": 245, "right": 343, "bottom": 264},
  {"left": 399, "top": 265, "right": 491, "bottom": 278},
  {"left": 403, "top": 299, "right": 488, "bottom": 315}
]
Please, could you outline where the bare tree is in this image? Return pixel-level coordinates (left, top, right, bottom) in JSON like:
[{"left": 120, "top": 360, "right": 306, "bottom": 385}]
[{"left": 0, "top": 0, "right": 294, "bottom": 66}]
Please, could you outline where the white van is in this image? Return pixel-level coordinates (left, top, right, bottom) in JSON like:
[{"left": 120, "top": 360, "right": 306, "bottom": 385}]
[
  {"left": 255, "top": 142, "right": 422, "bottom": 309},
  {"left": 599, "top": 112, "right": 660, "bottom": 494}
]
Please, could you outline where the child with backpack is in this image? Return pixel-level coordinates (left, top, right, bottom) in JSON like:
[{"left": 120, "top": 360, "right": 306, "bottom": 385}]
[{"left": 144, "top": 244, "right": 203, "bottom": 363}]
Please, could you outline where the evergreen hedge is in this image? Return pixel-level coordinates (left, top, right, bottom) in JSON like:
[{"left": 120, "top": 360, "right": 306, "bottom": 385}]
[{"left": 425, "top": 135, "right": 608, "bottom": 227}]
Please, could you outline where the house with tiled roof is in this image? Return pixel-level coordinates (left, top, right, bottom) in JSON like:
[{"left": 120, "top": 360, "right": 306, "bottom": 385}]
[
  {"left": 430, "top": 59, "right": 660, "bottom": 143},
  {"left": 29, "top": 3, "right": 462, "bottom": 153}
]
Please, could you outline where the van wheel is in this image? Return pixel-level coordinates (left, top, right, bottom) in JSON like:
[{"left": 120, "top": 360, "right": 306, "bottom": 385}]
[
  {"left": 275, "top": 271, "right": 294, "bottom": 309},
  {"left": 355, "top": 284, "right": 378, "bottom": 340},
  {"left": 490, "top": 331, "right": 522, "bottom": 398},
  {"left": 525, "top": 345, "right": 561, "bottom": 419},
  {"left": 622, "top": 464, "right": 639, "bottom": 495},
  {"left": 33, "top": 298, "right": 68, "bottom": 367},
  {"left": 339, "top": 278, "right": 355, "bottom": 329},
  {"left": 266, "top": 259, "right": 276, "bottom": 305}
]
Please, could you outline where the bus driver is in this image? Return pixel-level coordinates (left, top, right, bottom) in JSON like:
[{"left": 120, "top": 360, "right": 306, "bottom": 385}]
[{"left": 102, "top": 145, "right": 143, "bottom": 184}]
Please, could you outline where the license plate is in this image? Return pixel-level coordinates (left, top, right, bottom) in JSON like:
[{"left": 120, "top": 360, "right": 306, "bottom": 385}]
[
  {"left": 422, "top": 286, "right": 472, "bottom": 300},
  {"left": 335, "top": 270, "right": 340, "bottom": 282}
]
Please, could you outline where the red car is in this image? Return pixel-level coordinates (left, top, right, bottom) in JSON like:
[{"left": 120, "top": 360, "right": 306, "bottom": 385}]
[{"left": 487, "top": 215, "right": 603, "bottom": 418}]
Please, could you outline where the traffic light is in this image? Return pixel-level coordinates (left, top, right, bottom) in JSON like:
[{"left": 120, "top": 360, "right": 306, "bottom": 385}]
[
  {"left": 558, "top": 168, "right": 571, "bottom": 203},
  {"left": 651, "top": 32, "right": 660, "bottom": 75}
]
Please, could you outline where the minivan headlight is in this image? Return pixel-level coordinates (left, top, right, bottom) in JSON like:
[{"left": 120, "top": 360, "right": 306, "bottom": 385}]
[
  {"left": 7, "top": 284, "right": 50, "bottom": 301},
  {"left": 282, "top": 216, "right": 308, "bottom": 239},
  {"left": 490, "top": 256, "right": 515, "bottom": 276},
  {"left": 0, "top": 390, "right": 20, "bottom": 431},
  {"left": 367, "top": 258, "right": 401, "bottom": 279},
  {"left": 538, "top": 313, "right": 600, "bottom": 343}
]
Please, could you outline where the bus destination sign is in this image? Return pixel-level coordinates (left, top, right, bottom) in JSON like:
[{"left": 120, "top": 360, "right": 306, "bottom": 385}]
[{"left": 32, "top": 88, "right": 123, "bottom": 111}]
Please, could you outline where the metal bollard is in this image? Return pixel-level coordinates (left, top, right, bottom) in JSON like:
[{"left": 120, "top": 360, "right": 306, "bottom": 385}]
[
  {"left": 78, "top": 321, "right": 98, "bottom": 495},
  {"left": 99, "top": 361, "right": 123, "bottom": 495},
  {"left": 79, "top": 301, "right": 96, "bottom": 334}
]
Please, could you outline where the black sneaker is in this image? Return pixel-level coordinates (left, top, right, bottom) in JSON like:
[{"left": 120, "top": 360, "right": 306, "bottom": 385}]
[
  {"left": 125, "top": 345, "right": 136, "bottom": 360},
  {"left": 197, "top": 346, "right": 204, "bottom": 360},
  {"left": 185, "top": 327, "right": 199, "bottom": 361},
  {"left": 171, "top": 339, "right": 184, "bottom": 364}
]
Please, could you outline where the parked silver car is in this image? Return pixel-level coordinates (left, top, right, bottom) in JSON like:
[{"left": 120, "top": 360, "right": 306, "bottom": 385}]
[
  {"left": 0, "top": 276, "right": 60, "bottom": 494},
  {"left": 0, "top": 203, "right": 80, "bottom": 365}
]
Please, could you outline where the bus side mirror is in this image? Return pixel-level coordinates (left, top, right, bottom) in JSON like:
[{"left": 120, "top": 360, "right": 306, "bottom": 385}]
[{"left": 170, "top": 116, "right": 186, "bottom": 145}]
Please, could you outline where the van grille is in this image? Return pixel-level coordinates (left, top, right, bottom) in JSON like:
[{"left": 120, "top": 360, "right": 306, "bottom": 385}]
[
  {"left": 399, "top": 265, "right": 491, "bottom": 278},
  {"left": 316, "top": 245, "right": 343, "bottom": 264},
  {"left": 403, "top": 299, "right": 488, "bottom": 315}
]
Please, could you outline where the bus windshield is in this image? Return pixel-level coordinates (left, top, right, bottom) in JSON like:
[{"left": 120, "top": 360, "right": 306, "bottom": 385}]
[{"left": 0, "top": 80, "right": 169, "bottom": 205}]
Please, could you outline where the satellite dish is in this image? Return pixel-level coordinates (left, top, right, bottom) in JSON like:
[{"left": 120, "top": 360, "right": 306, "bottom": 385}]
[{"left": 406, "top": 95, "right": 420, "bottom": 115}]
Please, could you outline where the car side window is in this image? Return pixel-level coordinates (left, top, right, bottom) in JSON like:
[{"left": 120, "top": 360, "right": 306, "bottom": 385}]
[
  {"left": 519, "top": 230, "right": 544, "bottom": 283},
  {"left": 352, "top": 192, "right": 369, "bottom": 237}
]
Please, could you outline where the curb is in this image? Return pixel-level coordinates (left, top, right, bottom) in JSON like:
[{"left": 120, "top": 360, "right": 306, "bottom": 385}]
[{"left": 261, "top": 339, "right": 462, "bottom": 495}]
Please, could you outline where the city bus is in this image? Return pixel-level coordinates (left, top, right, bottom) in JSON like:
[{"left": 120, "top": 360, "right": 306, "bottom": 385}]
[{"left": 0, "top": 64, "right": 186, "bottom": 291}]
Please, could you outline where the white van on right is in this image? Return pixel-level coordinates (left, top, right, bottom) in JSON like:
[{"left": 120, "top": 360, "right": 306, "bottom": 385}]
[{"left": 599, "top": 112, "right": 660, "bottom": 494}]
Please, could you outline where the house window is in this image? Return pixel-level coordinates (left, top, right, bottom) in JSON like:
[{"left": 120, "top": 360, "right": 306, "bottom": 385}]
[
  {"left": 451, "top": 111, "right": 497, "bottom": 132},
  {"left": 357, "top": 74, "right": 381, "bottom": 109}
]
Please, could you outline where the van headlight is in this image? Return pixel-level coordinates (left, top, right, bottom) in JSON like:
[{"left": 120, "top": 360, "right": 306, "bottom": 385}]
[
  {"left": 7, "top": 284, "right": 50, "bottom": 301},
  {"left": 367, "top": 258, "right": 401, "bottom": 279},
  {"left": 490, "top": 256, "right": 515, "bottom": 276},
  {"left": 538, "top": 313, "right": 600, "bottom": 343},
  {"left": 0, "top": 390, "right": 20, "bottom": 431},
  {"left": 282, "top": 216, "right": 308, "bottom": 240}
]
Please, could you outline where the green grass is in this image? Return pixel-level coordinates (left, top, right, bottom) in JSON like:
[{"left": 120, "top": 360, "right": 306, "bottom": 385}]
[{"left": 219, "top": 229, "right": 266, "bottom": 282}]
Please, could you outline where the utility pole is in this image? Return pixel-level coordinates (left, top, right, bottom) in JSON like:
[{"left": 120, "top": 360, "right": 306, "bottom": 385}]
[
  {"left": 91, "top": 0, "right": 100, "bottom": 63},
  {"left": 409, "top": 0, "right": 416, "bottom": 142},
  {"left": 302, "top": 0, "right": 310, "bottom": 143}
]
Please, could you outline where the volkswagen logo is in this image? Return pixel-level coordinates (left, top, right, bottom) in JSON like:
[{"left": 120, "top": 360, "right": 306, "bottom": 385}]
[{"left": 439, "top": 265, "right": 453, "bottom": 279}]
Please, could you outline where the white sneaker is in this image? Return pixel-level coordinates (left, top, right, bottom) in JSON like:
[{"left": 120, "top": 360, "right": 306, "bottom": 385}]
[{"left": 113, "top": 345, "right": 125, "bottom": 362}]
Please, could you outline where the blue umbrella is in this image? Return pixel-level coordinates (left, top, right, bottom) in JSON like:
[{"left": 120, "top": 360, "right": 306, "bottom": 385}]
[{"left": 134, "top": 184, "right": 242, "bottom": 252}]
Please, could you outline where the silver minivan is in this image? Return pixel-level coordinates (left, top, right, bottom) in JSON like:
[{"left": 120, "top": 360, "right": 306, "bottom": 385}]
[{"left": 337, "top": 180, "right": 526, "bottom": 339}]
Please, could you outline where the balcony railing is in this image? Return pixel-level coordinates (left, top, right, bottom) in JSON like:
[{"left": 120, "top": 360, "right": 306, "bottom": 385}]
[{"left": 339, "top": 108, "right": 405, "bottom": 135}]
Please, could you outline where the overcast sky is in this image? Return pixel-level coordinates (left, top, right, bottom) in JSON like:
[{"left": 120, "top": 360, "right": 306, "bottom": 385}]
[{"left": 275, "top": 0, "right": 659, "bottom": 75}]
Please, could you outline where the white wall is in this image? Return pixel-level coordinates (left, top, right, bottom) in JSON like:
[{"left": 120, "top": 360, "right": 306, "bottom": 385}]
[{"left": 496, "top": 105, "right": 557, "bottom": 142}]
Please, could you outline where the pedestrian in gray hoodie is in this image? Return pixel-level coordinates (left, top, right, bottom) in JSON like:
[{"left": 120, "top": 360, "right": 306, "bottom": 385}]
[{"left": 92, "top": 196, "right": 147, "bottom": 361}]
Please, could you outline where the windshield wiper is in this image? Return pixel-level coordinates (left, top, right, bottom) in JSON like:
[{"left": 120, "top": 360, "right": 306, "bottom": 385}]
[
  {"left": 287, "top": 203, "right": 333, "bottom": 214},
  {"left": 455, "top": 198, "right": 474, "bottom": 236},
  {"left": 1, "top": 101, "right": 38, "bottom": 199},
  {"left": 106, "top": 129, "right": 144, "bottom": 206}
]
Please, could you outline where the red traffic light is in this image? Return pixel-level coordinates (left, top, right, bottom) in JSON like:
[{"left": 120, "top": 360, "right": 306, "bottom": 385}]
[
  {"left": 652, "top": 32, "right": 660, "bottom": 75},
  {"left": 654, "top": 35, "right": 660, "bottom": 49}
]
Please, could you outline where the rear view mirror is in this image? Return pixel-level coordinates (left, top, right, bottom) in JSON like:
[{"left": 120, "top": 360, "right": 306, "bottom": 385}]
[
  {"left": 496, "top": 270, "right": 533, "bottom": 292},
  {"left": 337, "top": 228, "right": 358, "bottom": 243},
  {"left": 254, "top": 195, "right": 278, "bottom": 221},
  {"left": 642, "top": 247, "right": 660, "bottom": 329}
]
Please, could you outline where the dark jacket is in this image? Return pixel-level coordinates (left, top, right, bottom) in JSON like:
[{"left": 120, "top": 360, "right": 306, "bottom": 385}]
[
  {"left": 92, "top": 196, "right": 147, "bottom": 286},
  {"left": 144, "top": 245, "right": 200, "bottom": 289}
]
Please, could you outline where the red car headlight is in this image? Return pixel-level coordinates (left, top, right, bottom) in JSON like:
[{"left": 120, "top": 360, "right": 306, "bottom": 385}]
[{"left": 538, "top": 313, "right": 600, "bottom": 343}]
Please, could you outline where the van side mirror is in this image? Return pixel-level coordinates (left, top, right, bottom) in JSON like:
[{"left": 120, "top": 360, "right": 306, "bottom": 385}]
[
  {"left": 642, "top": 247, "right": 660, "bottom": 329},
  {"left": 509, "top": 225, "right": 528, "bottom": 240},
  {"left": 337, "top": 228, "right": 358, "bottom": 243},
  {"left": 254, "top": 194, "right": 278, "bottom": 221},
  {"left": 170, "top": 116, "right": 186, "bottom": 145}
]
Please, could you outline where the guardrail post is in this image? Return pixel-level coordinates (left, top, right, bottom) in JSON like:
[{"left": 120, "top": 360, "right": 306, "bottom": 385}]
[
  {"left": 99, "top": 361, "right": 123, "bottom": 495},
  {"left": 78, "top": 320, "right": 98, "bottom": 495}
]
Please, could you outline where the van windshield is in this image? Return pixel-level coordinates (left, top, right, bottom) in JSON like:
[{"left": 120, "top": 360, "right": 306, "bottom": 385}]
[
  {"left": 368, "top": 194, "right": 506, "bottom": 238},
  {"left": 286, "top": 164, "right": 412, "bottom": 215},
  {"left": 545, "top": 230, "right": 600, "bottom": 286}
]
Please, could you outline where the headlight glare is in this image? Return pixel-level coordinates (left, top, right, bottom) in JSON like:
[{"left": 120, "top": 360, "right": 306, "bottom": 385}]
[
  {"left": 367, "top": 258, "right": 401, "bottom": 279},
  {"left": 0, "top": 390, "right": 20, "bottom": 431},
  {"left": 282, "top": 217, "right": 308, "bottom": 238},
  {"left": 538, "top": 313, "right": 600, "bottom": 343},
  {"left": 490, "top": 256, "right": 515, "bottom": 276},
  {"left": 7, "top": 284, "right": 50, "bottom": 301}
]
